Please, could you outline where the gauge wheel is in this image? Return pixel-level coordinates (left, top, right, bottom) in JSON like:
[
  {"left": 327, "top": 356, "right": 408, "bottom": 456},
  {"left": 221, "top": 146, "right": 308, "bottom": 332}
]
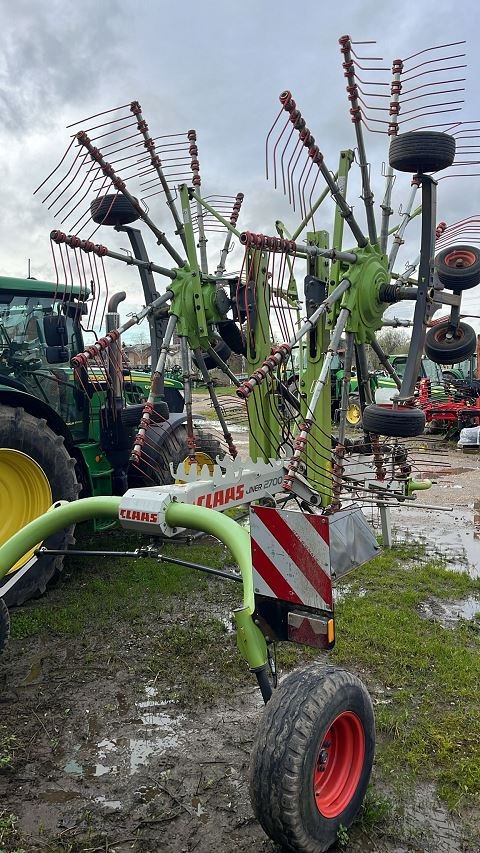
[
  {"left": 425, "top": 321, "right": 477, "bottom": 365},
  {"left": 389, "top": 131, "right": 455, "bottom": 174},
  {"left": 250, "top": 664, "right": 375, "bottom": 853},
  {"left": 90, "top": 193, "right": 140, "bottom": 226},
  {"left": 0, "top": 407, "right": 79, "bottom": 607},
  {"left": 362, "top": 403, "right": 425, "bottom": 437},
  {"left": 435, "top": 245, "right": 480, "bottom": 292}
]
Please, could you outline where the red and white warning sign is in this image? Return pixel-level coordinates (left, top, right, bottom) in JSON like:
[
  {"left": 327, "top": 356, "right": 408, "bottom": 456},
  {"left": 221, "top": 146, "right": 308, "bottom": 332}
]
[{"left": 250, "top": 506, "right": 332, "bottom": 611}]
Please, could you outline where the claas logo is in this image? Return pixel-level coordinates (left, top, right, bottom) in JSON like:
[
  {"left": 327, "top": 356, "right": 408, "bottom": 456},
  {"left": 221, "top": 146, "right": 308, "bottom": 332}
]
[
  {"left": 120, "top": 508, "right": 159, "bottom": 523},
  {"left": 195, "top": 484, "right": 245, "bottom": 508}
]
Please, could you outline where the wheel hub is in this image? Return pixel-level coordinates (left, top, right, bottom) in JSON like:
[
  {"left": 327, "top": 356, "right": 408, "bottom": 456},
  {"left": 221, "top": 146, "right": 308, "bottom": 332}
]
[
  {"left": 175, "top": 451, "right": 215, "bottom": 483},
  {"left": 313, "top": 710, "right": 365, "bottom": 818},
  {"left": 0, "top": 449, "right": 52, "bottom": 573}
]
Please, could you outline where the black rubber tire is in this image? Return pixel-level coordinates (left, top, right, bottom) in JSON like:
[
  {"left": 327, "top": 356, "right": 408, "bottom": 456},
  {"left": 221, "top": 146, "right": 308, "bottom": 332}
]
[
  {"left": 362, "top": 403, "right": 425, "bottom": 437},
  {"left": 120, "top": 400, "right": 170, "bottom": 428},
  {"left": 0, "top": 407, "right": 79, "bottom": 607},
  {"left": 435, "top": 245, "right": 480, "bottom": 292},
  {"left": 217, "top": 320, "right": 247, "bottom": 356},
  {"left": 90, "top": 193, "right": 140, "bottom": 226},
  {"left": 425, "top": 321, "right": 477, "bottom": 365},
  {"left": 0, "top": 598, "right": 10, "bottom": 654},
  {"left": 132, "top": 424, "right": 224, "bottom": 486},
  {"left": 389, "top": 131, "right": 455, "bottom": 174},
  {"left": 249, "top": 664, "right": 375, "bottom": 853},
  {"left": 193, "top": 339, "right": 232, "bottom": 371}
]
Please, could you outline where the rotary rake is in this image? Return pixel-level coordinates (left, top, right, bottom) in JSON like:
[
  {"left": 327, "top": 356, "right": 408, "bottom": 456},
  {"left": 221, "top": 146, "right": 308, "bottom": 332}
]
[{"left": 2, "top": 33, "right": 480, "bottom": 853}]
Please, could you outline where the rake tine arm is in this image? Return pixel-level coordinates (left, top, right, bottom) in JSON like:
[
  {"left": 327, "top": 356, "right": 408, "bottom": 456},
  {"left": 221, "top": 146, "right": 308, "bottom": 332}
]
[
  {"left": 130, "top": 313, "right": 178, "bottom": 465},
  {"left": 282, "top": 306, "right": 350, "bottom": 491},
  {"left": 76, "top": 131, "right": 186, "bottom": 267},
  {"left": 339, "top": 36, "right": 378, "bottom": 245},
  {"left": 215, "top": 193, "right": 244, "bottom": 277}
]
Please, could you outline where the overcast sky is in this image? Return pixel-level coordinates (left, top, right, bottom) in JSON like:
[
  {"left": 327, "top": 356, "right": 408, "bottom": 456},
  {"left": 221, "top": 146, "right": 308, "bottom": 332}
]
[{"left": 0, "top": 0, "right": 479, "bottom": 338}]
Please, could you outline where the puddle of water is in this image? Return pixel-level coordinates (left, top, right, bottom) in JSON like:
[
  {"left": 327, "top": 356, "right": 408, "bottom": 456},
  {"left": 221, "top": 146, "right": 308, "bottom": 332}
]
[
  {"left": 333, "top": 584, "right": 367, "bottom": 603},
  {"left": 94, "top": 795, "right": 121, "bottom": 810},
  {"left": 63, "top": 758, "right": 118, "bottom": 778},
  {"left": 391, "top": 505, "right": 480, "bottom": 577},
  {"left": 63, "top": 759, "right": 83, "bottom": 776},
  {"left": 23, "top": 654, "right": 44, "bottom": 685},
  {"left": 419, "top": 596, "right": 480, "bottom": 628},
  {"left": 63, "top": 687, "right": 187, "bottom": 781},
  {"left": 38, "top": 789, "right": 81, "bottom": 803},
  {"left": 134, "top": 785, "right": 159, "bottom": 803},
  {"left": 199, "top": 419, "right": 249, "bottom": 433}
]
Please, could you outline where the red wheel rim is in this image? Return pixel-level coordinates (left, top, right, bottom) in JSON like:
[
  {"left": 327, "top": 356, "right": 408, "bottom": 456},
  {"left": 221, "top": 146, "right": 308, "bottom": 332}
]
[
  {"left": 433, "top": 325, "right": 463, "bottom": 344},
  {"left": 313, "top": 711, "right": 365, "bottom": 818},
  {"left": 444, "top": 249, "right": 477, "bottom": 269}
]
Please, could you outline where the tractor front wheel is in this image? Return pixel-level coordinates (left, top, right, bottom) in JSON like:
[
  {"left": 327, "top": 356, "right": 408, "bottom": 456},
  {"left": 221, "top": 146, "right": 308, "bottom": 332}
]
[
  {"left": 249, "top": 664, "right": 375, "bottom": 853},
  {"left": 0, "top": 407, "right": 79, "bottom": 607}
]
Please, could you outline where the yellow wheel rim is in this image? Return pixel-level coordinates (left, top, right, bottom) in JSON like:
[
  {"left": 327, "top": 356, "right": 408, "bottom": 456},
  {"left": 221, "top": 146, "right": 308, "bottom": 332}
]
[
  {"left": 346, "top": 402, "right": 362, "bottom": 426},
  {"left": 175, "top": 451, "right": 215, "bottom": 484},
  {"left": 0, "top": 449, "right": 52, "bottom": 573}
]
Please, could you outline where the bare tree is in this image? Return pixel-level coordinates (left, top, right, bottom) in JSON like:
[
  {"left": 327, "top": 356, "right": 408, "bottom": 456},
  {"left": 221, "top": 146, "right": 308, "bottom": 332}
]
[{"left": 368, "top": 328, "right": 411, "bottom": 369}]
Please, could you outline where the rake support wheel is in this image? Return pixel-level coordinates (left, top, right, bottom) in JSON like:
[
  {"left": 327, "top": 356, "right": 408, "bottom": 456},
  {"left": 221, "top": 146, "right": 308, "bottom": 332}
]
[
  {"left": 425, "top": 321, "right": 477, "bottom": 365},
  {"left": 249, "top": 664, "right": 375, "bottom": 853},
  {"left": 362, "top": 403, "right": 425, "bottom": 437},
  {"left": 90, "top": 193, "right": 140, "bottom": 226},
  {"left": 389, "top": 131, "right": 455, "bottom": 174},
  {"left": 435, "top": 245, "right": 480, "bottom": 292}
]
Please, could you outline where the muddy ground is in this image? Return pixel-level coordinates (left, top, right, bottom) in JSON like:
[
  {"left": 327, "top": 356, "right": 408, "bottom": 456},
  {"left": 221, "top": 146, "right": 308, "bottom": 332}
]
[{"left": 0, "top": 426, "right": 479, "bottom": 853}]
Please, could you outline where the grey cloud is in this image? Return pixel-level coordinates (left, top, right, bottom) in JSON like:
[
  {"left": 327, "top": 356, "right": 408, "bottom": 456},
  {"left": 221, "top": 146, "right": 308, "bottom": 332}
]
[{"left": 0, "top": 0, "right": 126, "bottom": 133}]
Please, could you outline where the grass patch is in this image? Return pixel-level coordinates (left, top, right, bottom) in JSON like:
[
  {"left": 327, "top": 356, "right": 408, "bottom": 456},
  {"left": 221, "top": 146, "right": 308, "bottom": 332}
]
[
  {"left": 0, "top": 727, "right": 16, "bottom": 769},
  {"left": 146, "top": 616, "right": 248, "bottom": 704},
  {"left": 331, "top": 547, "right": 480, "bottom": 810},
  {"left": 0, "top": 811, "right": 26, "bottom": 853},
  {"left": 10, "top": 526, "right": 224, "bottom": 640}
]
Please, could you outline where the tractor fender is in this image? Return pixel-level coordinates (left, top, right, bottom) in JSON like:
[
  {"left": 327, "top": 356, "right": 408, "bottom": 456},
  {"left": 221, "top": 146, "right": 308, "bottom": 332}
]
[
  {"left": 153, "top": 413, "right": 188, "bottom": 449},
  {"left": 0, "top": 386, "right": 75, "bottom": 449}
]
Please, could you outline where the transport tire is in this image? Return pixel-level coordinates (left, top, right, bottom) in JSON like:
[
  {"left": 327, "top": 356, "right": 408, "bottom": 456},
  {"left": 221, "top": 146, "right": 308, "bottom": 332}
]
[{"left": 249, "top": 664, "right": 375, "bottom": 853}]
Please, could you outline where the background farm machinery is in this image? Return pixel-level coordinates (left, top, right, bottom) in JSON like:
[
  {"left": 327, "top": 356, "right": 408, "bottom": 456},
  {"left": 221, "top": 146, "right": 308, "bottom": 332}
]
[{"left": 1, "top": 34, "right": 480, "bottom": 853}]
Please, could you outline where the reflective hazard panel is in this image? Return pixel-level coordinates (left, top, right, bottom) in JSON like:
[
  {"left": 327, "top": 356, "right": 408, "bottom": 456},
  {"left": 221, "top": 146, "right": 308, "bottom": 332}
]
[{"left": 250, "top": 506, "right": 332, "bottom": 611}]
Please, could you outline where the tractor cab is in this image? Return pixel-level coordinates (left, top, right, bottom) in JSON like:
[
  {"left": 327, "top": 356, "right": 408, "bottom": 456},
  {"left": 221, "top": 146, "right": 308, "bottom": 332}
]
[{"left": 0, "top": 279, "right": 90, "bottom": 437}]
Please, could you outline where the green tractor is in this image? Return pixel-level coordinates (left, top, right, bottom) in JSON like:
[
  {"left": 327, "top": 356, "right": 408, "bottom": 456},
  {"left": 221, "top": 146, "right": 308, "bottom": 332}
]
[{"left": 0, "top": 222, "right": 221, "bottom": 608}]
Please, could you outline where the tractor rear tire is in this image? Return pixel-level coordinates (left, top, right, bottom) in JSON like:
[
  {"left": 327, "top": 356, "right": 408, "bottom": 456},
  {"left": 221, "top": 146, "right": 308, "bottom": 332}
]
[
  {"left": 132, "top": 423, "right": 224, "bottom": 486},
  {"left": 389, "top": 131, "right": 455, "bottom": 174},
  {"left": 362, "top": 403, "right": 425, "bottom": 437},
  {"left": 0, "top": 407, "right": 79, "bottom": 607},
  {"left": 435, "top": 245, "right": 480, "bottom": 292},
  {"left": 249, "top": 664, "right": 375, "bottom": 853},
  {"left": 0, "top": 598, "right": 9, "bottom": 654},
  {"left": 425, "top": 321, "right": 477, "bottom": 365}
]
